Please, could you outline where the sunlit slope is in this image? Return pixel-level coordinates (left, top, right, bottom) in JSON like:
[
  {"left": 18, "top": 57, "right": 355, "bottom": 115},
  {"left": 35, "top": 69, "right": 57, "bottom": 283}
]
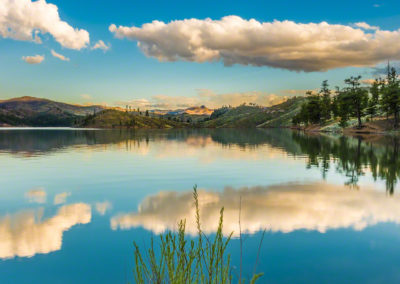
[
  {"left": 80, "top": 109, "right": 187, "bottom": 128},
  {"left": 203, "top": 97, "right": 304, "bottom": 128}
]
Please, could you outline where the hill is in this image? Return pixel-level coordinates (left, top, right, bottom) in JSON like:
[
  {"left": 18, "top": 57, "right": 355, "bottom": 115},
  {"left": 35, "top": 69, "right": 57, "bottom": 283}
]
[
  {"left": 184, "top": 105, "right": 213, "bottom": 115},
  {"left": 0, "top": 96, "right": 105, "bottom": 127},
  {"left": 79, "top": 109, "right": 187, "bottom": 129},
  {"left": 0, "top": 96, "right": 304, "bottom": 128},
  {"left": 202, "top": 97, "right": 304, "bottom": 128},
  {"left": 159, "top": 105, "right": 214, "bottom": 123},
  {"left": 0, "top": 96, "right": 104, "bottom": 116}
]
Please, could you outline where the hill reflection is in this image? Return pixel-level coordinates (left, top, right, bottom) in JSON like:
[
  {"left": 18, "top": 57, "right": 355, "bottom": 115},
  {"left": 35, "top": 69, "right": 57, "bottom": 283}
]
[{"left": 1, "top": 129, "right": 399, "bottom": 192}]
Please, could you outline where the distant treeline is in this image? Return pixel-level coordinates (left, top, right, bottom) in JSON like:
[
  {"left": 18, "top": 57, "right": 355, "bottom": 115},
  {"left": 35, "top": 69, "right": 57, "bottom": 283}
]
[{"left": 292, "top": 65, "right": 400, "bottom": 129}]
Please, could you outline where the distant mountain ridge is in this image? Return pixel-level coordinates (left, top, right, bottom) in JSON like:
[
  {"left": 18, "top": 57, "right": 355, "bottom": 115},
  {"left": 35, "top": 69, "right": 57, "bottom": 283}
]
[
  {"left": 151, "top": 105, "right": 213, "bottom": 116},
  {"left": 0, "top": 96, "right": 303, "bottom": 128},
  {"left": 0, "top": 96, "right": 105, "bottom": 127},
  {"left": 0, "top": 96, "right": 104, "bottom": 116}
]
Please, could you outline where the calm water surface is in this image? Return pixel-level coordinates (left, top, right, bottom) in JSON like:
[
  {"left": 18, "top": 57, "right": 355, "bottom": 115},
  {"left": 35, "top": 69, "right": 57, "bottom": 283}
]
[{"left": 0, "top": 128, "right": 400, "bottom": 283}]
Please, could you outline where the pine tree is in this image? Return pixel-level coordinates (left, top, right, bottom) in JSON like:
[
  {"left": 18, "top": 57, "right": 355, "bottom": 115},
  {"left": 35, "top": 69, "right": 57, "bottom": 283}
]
[
  {"left": 344, "top": 75, "right": 368, "bottom": 128},
  {"left": 367, "top": 79, "right": 381, "bottom": 120},
  {"left": 320, "top": 80, "right": 331, "bottom": 122},
  {"left": 381, "top": 67, "right": 400, "bottom": 128}
]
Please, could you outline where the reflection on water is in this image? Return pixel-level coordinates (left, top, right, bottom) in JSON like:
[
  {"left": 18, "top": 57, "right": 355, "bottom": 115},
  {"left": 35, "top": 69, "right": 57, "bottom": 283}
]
[
  {"left": 0, "top": 203, "right": 91, "bottom": 259},
  {"left": 24, "top": 188, "right": 47, "bottom": 204},
  {"left": 111, "top": 182, "right": 400, "bottom": 236},
  {"left": 1, "top": 128, "right": 400, "bottom": 283},
  {"left": 290, "top": 132, "right": 400, "bottom": 193},
  {"left": 1, "top": 129, "right": 399, "bottom": 193},
  {"left": 95, "top": 201, "right": 112, "bottom": 216}
]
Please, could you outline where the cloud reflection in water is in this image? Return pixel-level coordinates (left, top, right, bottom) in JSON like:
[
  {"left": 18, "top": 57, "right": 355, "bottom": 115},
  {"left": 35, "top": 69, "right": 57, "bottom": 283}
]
[
  {"left": 0, "top": 203, "right": 91, "bottom": 259},
  {"left": 111, "top": 183, "right": 400, "bottom": 236}
]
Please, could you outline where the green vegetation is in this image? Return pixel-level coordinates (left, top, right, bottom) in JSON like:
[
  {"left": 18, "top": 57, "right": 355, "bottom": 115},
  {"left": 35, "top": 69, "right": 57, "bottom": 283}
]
[
  {"left": 202, "top": 97, "right": 304, "bottom": 128},
  {"left": 0, "top": 109, "right": 77, "bottom": 126},
  {"left": 133, "top": 186, "right": 263, "bottom": 284},
  {"left": 0, "top": 96, "right": 103, "bottom": 127},
  {"left": 292, "top": 64, "right": 400, "bottom": 131},
  {"left": 79, "top": 109, "right": 187, "bottom": 128}
]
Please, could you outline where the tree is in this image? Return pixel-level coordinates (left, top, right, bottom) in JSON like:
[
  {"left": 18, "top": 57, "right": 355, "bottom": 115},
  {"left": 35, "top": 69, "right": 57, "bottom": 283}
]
[
  {"left": 331, "top": 87, "right": 341, "bottom": 119},
  {"left": 367, "top": 79, "right": 381, "bottom": 120},
  {"left": 320, "top": 80, "right": 331, "bottom": 122},
  {"left": 344, "top": 75, "right": 368, "bottom": 128},
  {"left": 145, "top": 110, "right": 149, "bottom": 117},
  {"left": 336, "top": 88, "right": 352, "bottom": 127},
  {"left": 305, "top": 91, "right": 322, "bottom": 124},
  {"left": 381, "top": 67, "right": 400, "bottom": 128}
]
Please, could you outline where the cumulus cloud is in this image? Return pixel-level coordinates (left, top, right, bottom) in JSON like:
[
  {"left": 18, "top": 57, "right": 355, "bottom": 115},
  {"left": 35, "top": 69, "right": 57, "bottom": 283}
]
[
  {"left": 0, "top": 203, "right": 91, "bottom": 259},
  {"left": 117, "top": 90, "right": 287, "bottom": 109},
  {"left": 92, "top": 40, "right": 110, "bottom": 51},
  {"left": 22, "top": 54, "right": 44, "bottom": 64},
  {"left": 51, "top": 49, "right": 69, "bottom": 61},
  {"left": 54, "top": 192, "right": 71, "bottom": 205},
  {"left": 354, "top": 22, "right": 379, "bottom": 31},
  {"left": 95, "top": 201, "right": 112, "bottom": 215},
  {"left": 110, "top": 16, "right": 400, "bottom": 72},
  {"left": 25, "top": 188, "right": 46, "bottom": 203},
  {"left": 0, "top": 0, "right": 89, "bottom": 49},
  {"left": 111, "top": 183, "right": 400, "bottom": 236}
]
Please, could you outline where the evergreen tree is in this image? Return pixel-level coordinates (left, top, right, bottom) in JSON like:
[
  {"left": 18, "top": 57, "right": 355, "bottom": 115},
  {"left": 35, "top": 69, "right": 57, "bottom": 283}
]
[
  {"left": 320, "top": 80, "right": 331, "bottom": 122},
  {"left": 367, "top": 79, "right": 381, "bottom": 120},
  {"left": 336, "top": 88, "right": 352, "bottom": 127},
  {"left": 381, "top": 67, "right": 400, "bottom": 128},
  {"left": 343, "top": 75, "right": 368, "bottom": 128},
  {"left": 305, "top": 91, "right": 322, "bottom": 124},
  {"left": 331, "top": 87, "right": 341, "bottom": 119}
]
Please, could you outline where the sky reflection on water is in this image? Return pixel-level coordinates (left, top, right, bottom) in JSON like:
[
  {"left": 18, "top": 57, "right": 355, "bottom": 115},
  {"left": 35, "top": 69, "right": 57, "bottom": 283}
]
[{"left": 0, "top": 129, "right": 400, "bottom": 283}]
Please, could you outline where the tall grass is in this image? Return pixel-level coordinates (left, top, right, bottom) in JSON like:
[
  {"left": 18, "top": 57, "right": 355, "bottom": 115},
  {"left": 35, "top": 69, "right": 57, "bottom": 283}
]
[{"left": 132, "top": 185, "right": 263, "bottom": 284}]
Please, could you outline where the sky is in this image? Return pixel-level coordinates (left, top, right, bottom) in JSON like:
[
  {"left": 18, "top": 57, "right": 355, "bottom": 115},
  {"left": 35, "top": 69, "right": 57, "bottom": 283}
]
[{"left": 1, "top": 0, "right": 400, "bottom": 109}]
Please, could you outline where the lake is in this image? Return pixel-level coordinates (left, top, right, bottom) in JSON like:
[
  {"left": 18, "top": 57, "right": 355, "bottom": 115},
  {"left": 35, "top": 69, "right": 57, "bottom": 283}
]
[{"left": 0, "top": 128, "right": 400, "bottom": 283}]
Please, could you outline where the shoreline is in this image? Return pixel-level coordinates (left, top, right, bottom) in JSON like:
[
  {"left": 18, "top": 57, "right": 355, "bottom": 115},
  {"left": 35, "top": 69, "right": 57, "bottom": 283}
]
[{"left": 1, "top": 125, "right": 399, "bottom": 136}]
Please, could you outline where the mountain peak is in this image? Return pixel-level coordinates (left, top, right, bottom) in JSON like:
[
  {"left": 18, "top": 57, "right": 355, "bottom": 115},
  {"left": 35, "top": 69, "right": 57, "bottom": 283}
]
[{"left": 3, "top": 96, "right": 49, "bottom": 102}]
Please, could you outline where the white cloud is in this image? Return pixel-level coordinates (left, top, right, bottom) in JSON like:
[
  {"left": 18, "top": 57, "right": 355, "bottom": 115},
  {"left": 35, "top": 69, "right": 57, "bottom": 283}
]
[
  {"left": 51, "top": 49, "right": 69, "bottom": 61},
  {"left": 117, "top": 90, "right": 287, "bottom": 109},
  {"left": 54, "top": 192, "right": 71, "bottom": 205},
  {"left": 0, "top": 203, "right": 91, "bottom": 259},
  {"left": 22, "top": 54, "right": 44, "bottom": 64},
  {"left": 81, "top": 94, "right": 92, "bottom": 100},
  {"left": 354, "top": 22, "right": 379, "bottom": 31},
  {"left": 110, "top": 16, "right": 400, "bottom": 72},
  {"left": 92, "top": 40, "right": 110, "bottom": 51},
  {"left": 0, "top": 0, "right": 89, "bottom": 49},
  {"left": 111, "top": 183, "right": 400, "bottom": 236},
  {"left": 25, "top": 188, "right": 46, "bottom": 203},
  {"left": 95, "top": 201, "right": 112, "bottom": 215}
]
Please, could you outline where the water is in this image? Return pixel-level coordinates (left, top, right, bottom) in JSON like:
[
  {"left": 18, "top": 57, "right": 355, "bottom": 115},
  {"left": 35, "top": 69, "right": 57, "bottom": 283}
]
[{"left": 0, "top": 128, "right": 400, "bottom": 283}]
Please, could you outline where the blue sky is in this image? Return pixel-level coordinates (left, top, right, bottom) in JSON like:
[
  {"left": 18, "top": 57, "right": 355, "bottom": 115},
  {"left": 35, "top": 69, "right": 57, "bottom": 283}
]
[{"left": 1, "top": 0, "right": 400, "bottom": 108}]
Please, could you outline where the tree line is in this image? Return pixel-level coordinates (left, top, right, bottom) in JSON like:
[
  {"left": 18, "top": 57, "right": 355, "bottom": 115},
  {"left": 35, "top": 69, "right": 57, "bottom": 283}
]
[{"left": 292, "top": 65, "right": 400, "bottom": 129}]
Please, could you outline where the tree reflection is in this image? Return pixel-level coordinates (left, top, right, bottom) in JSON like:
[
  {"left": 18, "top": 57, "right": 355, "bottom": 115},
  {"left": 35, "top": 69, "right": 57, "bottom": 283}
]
[
  {"left": 1, "top": 128, "right": 399, "bottom": 193},
  {"left": 291, "top": 132, "right": 400, "bottom": 193}
]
